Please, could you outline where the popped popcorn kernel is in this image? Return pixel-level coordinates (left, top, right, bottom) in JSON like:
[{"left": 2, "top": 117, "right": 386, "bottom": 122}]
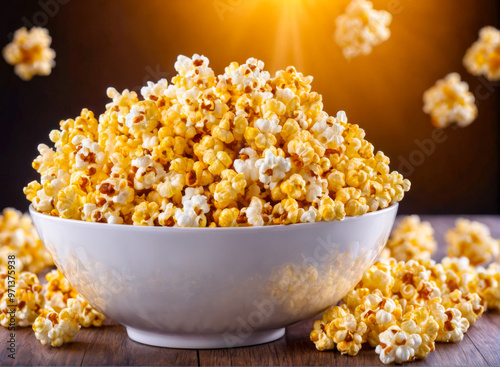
[
  {"left": 463, "top": 26, "right": 500, "bottom": 81},
  {"left": 476, "top": 263, "right": 500, "bottom": 311},
  {"left": 0, "top": 208, "right": 53, "bottom": 274},
  {"left": 2, "top": 27, "right": 55, "bottom": 80},
  {"left": 385, "top": 215, "right": 437, "bottom": 261},
  {"left": 26, "top": 55, "right": 410, "bottom": 227},
  {"left": 375, "top": 325, "right": 422, "bottom": 364},
  {"left": 45, "top": 270, "right": 78, "bottom": 313},
  {"left": 446, "top": 218, "right": 499, "bottom": 266},
  {"left": 335, "top": 0, "right": 392, "bottom": 59},
  {"left": 423, "top": 73, "right": 478, "bottom": 128},
  {"left": 33, "top": 307, "right": 80, "bottom": 347},
  {"left": 68, "top": 297, "right": 105, "bottom": 328},
  {"left": 0, "top": 272, "right": 45, "bottom": 327},
  {"left": 428, "top": 297, "right": 469, "bottom": 343}
]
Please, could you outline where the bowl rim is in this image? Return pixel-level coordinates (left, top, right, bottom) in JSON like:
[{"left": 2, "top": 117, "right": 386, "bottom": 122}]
[{"left": 29, "top": 203, "right": 398, "bottom": 233}]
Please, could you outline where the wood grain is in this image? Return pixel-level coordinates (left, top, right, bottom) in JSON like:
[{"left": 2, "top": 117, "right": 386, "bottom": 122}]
[{"left": 1, "top": 216, "right": 499, "bottom": 366}]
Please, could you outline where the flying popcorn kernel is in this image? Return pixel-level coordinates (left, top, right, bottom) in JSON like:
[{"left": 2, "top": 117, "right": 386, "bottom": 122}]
[
  {"left": 25, "top": 54, "right": 410, "bottom": 227},
  {"left": 446, "top": 219, "right": 499, "bottom": 266},
  {"left": 0, "top": 208, "right": 53, "bottom": 274},
  {"left": 385, "top": 215, "right": 437, "bottom": 262},
  {"left": 423, "top": 73, "right": 478, "bottom": 128},
  {"left": 2, "top": 27, "right": 56, "bottom": 81},
  {"left": 33, "top": 307, "right": 80, "bottom": 347},
  {"left": 335, "top": 0, "right": 392, "bottom": 59},
  {"left": 463, "top": 26, "right": 500, "bottom": 81}
]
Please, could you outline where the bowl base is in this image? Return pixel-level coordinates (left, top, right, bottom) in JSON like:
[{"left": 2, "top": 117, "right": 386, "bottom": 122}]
[{"left": 126, "top": 327, "right": 285, "bottom": 349}]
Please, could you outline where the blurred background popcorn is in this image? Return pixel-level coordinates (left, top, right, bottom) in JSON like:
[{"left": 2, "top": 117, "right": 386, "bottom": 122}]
[
  {"left": 2, "top": 27, "right": 55, "bottom": 81},
  {"left": 334, "top": 0, "right": 392, "bottom": 60},
  {"left": 463, "top": 26, "right": 500, "bottom": 81},
  {"left": 423, "top": 73, "right": 477, "bottom": 128}
]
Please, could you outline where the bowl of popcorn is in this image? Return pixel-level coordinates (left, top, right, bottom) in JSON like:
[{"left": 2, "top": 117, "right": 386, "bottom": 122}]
[{"left": 26, "top": 54, "right": 409, "bottom": 348}]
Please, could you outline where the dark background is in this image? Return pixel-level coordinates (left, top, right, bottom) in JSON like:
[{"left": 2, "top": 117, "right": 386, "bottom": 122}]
[{"left": 0, "top": 0, "right": 499, "bottom": 214}]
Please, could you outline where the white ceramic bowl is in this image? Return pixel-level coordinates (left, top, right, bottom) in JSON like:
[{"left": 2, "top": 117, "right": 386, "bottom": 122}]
[{"left": 30, "top": 204, "right": 398, "bottom": 349}]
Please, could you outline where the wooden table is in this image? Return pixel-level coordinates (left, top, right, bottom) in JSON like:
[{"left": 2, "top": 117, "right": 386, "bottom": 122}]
[{"left": 1, "top": 216, "right": 499, "bottom": 366}]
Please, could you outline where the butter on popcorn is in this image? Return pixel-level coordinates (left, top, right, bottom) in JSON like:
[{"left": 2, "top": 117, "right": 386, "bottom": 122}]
[
  {"left": 423, "top": 73, "right": 478, "bottom": 128},
  {"left": 464, "top": 26, "right": 500, "bottom": 81},
  {"left": 446, "top": 218, "right": 499, "bottom": 266},
  {"left": 384, "top": 215, "right": 437, "bottom": 262},
  {"left": 25, "top": 54, "right": 410, "bottom": 227},
  {"left": 335, "top": 0, "right": 392, "bottom": 59},
  {"left": 2, "top": 27, "right": 55, "bottom": 81},
  {"left": 0, "top": 208, "right": 53, "bottom": 274}
]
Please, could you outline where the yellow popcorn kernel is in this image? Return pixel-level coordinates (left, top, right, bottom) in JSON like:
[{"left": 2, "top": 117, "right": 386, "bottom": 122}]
[
  {"left": 463, "top": 26, "right": 500, "bottom": 81},
  {"left": 345, "top": 196, "right": 369, "bottom": 216},
  {"left": 354, "top": 290, "right": 402, "bottom": 347},
  {"left": 33, "top": 307, "right": 80, "bottom": 347},
  {"left": 158, "top": 202, "right": 176, "bottom": 227},
  {"left": 132, "top": 201, "right": 159, "bottom": 226},
  {"left": 203, "top": 150, "right": 233, "bottom": 175},
  {"left": 400, "top": 306, "right": 439, "bottom": 360},
  {"left": 185, "top": 161, "right": 214, "bottom": 187},
  {"left": 2, "top": 27, "right": 56, "bottom": 80},
  {"left": 441, "top": 289, "right": 484, "bottom": 325},
  {"left": 335, "top": 0, "right": 392, "bottom": 60},
  {"left": 45, "top": 270, "right": 78, "bottom": 313},
  {"left": 343, "top": 288, "right": 372, "bottom": 311},
  {"left": 361, "top": 180, "right": 391, "bottom": 212},
  {"left": 428, "top": 297, "right": 469, "bottom": 343},
  {"left": 357, "top": 261, "right": 394, "bottom": 296},
  {"left": 423, "top": 73, "right": 477, "bottom": 128},
  {"left": 157, "top": 172, "right": 185, "bottom": 198},
  {"left": 218, "top": 208, "right": 240, "bottom": 227},
  {"left": 310, "top": 319, "right": 335, "bottom": 351},
  {"left": 325, "top": 307, "right": 367, "bottom": 356},
  {"left": 280, "top": 118, "right": 301, "bottom": 142},
  {"left": 23, "top": 181, "right": 43, "bottom": 203},
  {"left": 318, "top": 196, "right": 345, "bottom": 221},
  {"left": 56, "top": 185, "right": 85, "bottom": 219},
  {"left": 327, "top": 170, "right": 345, "bottom": 192},
  {"left": 67, "top": 297, "right": 105, "bottom": 328},
  {"left": 0, "top": 208, "right": 53, "bottom": 274},
  {"left": 476, "top": 263, "right": 500, "bottom": 311},
  {"left": 280, "top": 174, "right": 306, "bottom": 200},
  {"left": 446, "top": 218, "right": 499, "bottom": 266},
  {"left": 385, "top": 215, "right": 437, "bottom": 262},
  {"left": 271, "top": 198, "right": 301, "bottom": 225},
  {"left": 214, "top": 169, "right": 247, "bottom": 208},
  {"left": 0, "top": 272, "right": 45, "bottom": 327}
]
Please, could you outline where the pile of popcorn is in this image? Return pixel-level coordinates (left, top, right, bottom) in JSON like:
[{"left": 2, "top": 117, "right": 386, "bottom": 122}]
[
  {"left": 312, "top": 217, "right": 500, "bottom": 364},
  {"left": 335, "top": 0, "right": 392, "bottom": 59},
  {"left": 311, "top": 257, "right": 500, "bottom": 364},
  {"left": 0, "top": 208, "right": 53, "bottom": 274},
  {"left": 25, "top": 54, "right": 410, "bottom": 227},
  {"left": 2, "top": 27, "right": 55, "bottom": 81},
  {"left": 422, "top": 73, "right": 478, "bottom": 128},
  {"left": 0, "top": 269, "right": 105, "bottom": 347},
  {"left": 463, "top": 26, "right": 500, "bottom": 81}
]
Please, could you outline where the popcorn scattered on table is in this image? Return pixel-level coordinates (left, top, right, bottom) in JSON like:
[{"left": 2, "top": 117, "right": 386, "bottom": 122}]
[
  {"left": 33, "top": 307, "right": 80, "bottom": 347},
  {"left": 311, "top": 252, "right": 500, "bottom": 364},
  {"left": 446, "top": 218, "right": 499, "bottom": 266},
  {"left": 335, "top": 0, "right": 392, "bottom": 59},
  {"left": 0, "top": 272, "right": 45, "bottom": 327},
  {"left": 463, "top": 26, "right": 500, "bottom": 81},
  {"left": 0, "top": 208, "right": 53, "bottom": 274},
  {"left": 422, "top": 73, "right": 478, "bottom": 128},
  {"left": 25, "top": 54, "right": 410, "bottom": 227},
  {"left": 384, "top": 215, "right": 437, "bottom": 261},
  {"left": 44, "top": 269, "right": 105, "bottom": 327},
  {"left": 2, "top": 27, "right": 55, "bottom": 81}
]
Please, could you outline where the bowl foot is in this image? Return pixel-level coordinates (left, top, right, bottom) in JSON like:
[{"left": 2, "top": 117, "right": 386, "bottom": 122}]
[{"left": 126, "top": 327, "right": 285, "bottom": 349}]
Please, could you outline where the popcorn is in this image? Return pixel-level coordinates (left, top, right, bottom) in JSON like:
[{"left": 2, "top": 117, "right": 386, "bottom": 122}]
[
  {"left": 441, "top": 289, "right": 484, "bottom": 325},
  {"left": 423, "top": 73, "right": 478, "bottom": 128},
  {"left": 335, "top": 0, "right": 392, "bottom": 59},
  {"left": 33, "top": 307, "right": 80, "bottom": 347},
  {"left": 428, "top": 298, "right": 469, "bottom": 342},
  {"left": 0, "top": 208, "right": 53, "bottom": 273},
  {"left": 311, "top": 304, "right": 367, "bottom": 355},
  {"left": 45, "top": 270, "right": 78, "bottom": 313},
  {"left": 2, "top": 27, "right": 55, "bottom": 80},
  {"left": 385, "top": 216, "right": 437, "bottom": 262},
  {"left": 0, "top": 272, "right": 45, "bottom": 327},
  {"left": 375, "top": 324, "right": 422, "bottom": 364},
  {"left": 26, "top": 55, "right": 410, "bottom": 227},
  {"left": 463, "top": 26, "right": 500, "bottom": 81},
  {"left": 476, "top": 263, "right": 500, "bottom": 311},
  {"left": 68, "top": 297, "right": 105, "bottom": 328},
  {"left": 399, "top": 306, "right": 438, "bottom": 360},
  {"left": 446, "top": 218, "right": 499, "bottom": 266}
]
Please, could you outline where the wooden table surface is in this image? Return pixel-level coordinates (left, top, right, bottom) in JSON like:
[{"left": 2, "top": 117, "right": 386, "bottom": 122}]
[{"left": 1, "top": 216, "right": 499, "bottom": 366}]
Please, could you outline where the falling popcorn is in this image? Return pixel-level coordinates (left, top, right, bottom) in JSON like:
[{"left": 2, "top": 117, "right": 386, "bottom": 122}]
[
  {"left": 423, "top": 73, "right": 477, "bottom": 128},
  {"left": 463, "top": 26, "right": 500, "bottom": 81},
  {"left": 2, "top": 27, "right": 56, "bottom": 81},
  {"left": 335, "top": 0, "right": 392, "bottom": 59}
]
